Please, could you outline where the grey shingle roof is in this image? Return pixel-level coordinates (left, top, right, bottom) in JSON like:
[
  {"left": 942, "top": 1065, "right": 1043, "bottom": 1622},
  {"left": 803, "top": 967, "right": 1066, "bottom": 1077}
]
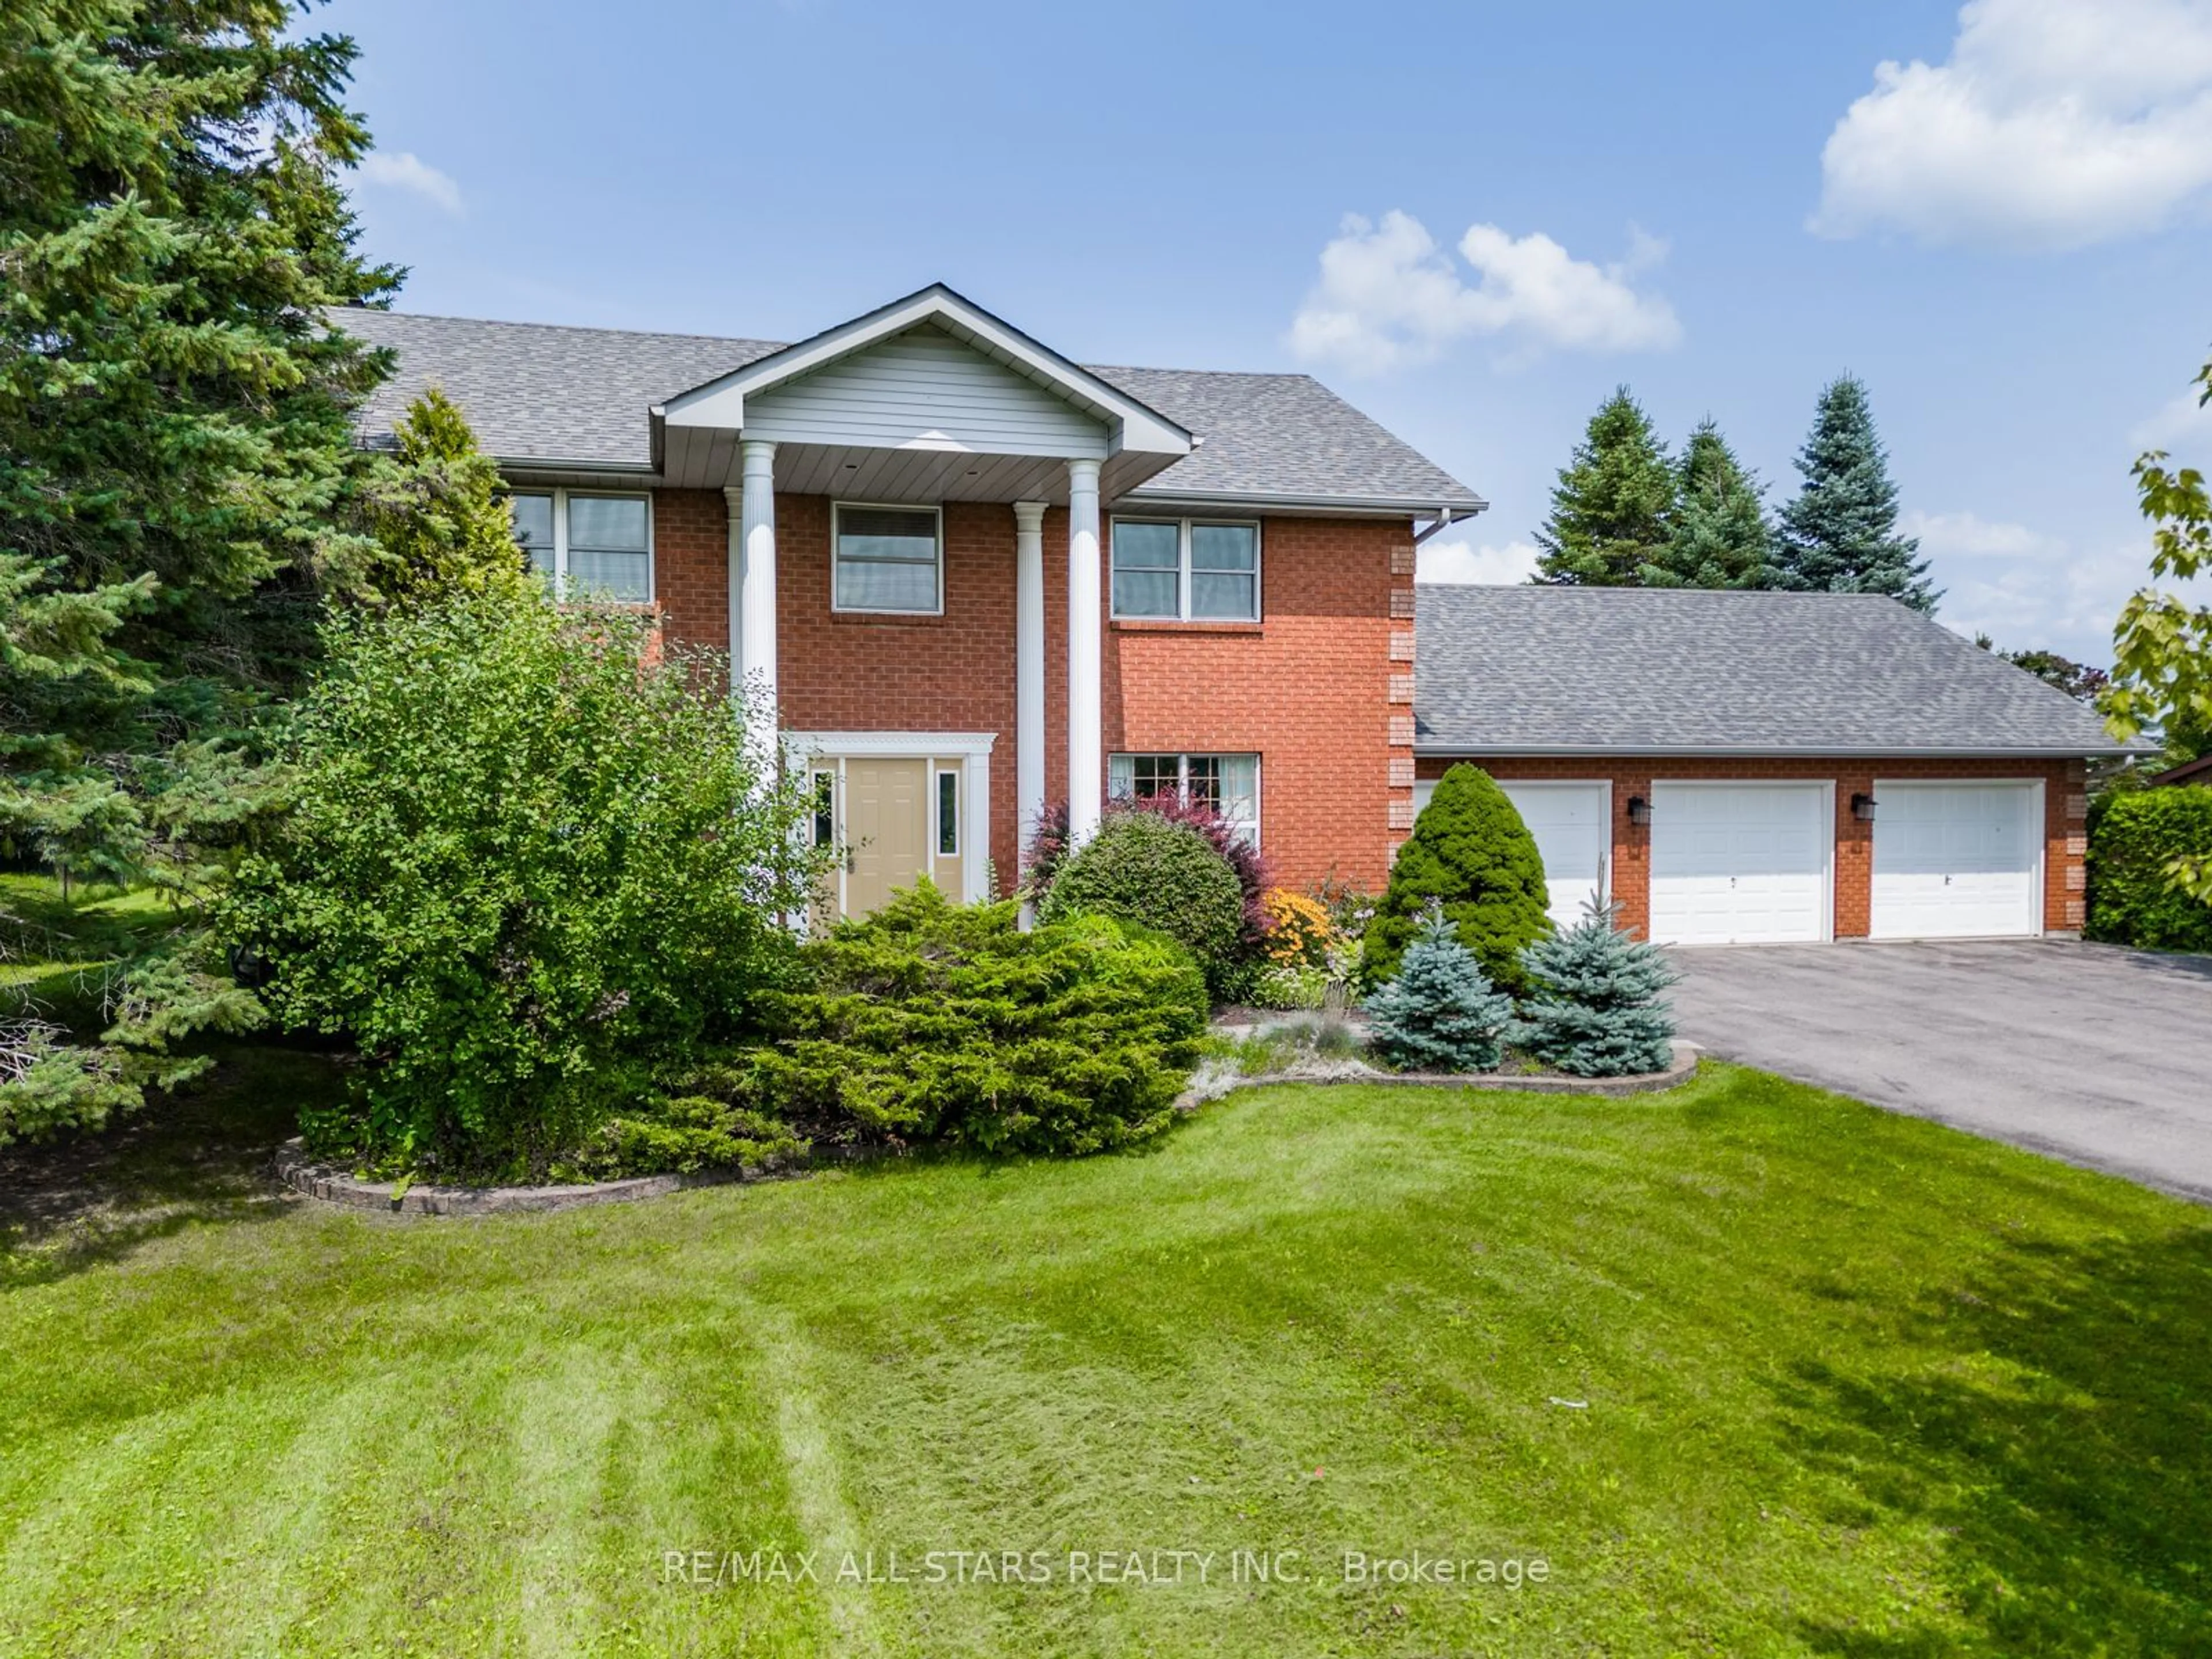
[
  {"left": 336, "top": 308, "right": 1482, "bottom": 509},
  {"left": 1415, "top": 586, "right": 2139, "bottom": 756}
]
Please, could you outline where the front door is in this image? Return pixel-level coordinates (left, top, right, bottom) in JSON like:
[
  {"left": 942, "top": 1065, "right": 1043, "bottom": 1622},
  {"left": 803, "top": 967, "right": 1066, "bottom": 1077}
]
[{"left": 843, "top": 757, "right": 930, "bottom": 917}]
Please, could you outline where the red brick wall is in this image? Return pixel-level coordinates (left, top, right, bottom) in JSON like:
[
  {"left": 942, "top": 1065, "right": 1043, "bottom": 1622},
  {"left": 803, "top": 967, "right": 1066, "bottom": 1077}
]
[
  {"left": 649, "top": 489, "right": 1409, "bottom": 893},
  {"left": 1414, "top": 753, "right": 2090, "bottom": 938}
]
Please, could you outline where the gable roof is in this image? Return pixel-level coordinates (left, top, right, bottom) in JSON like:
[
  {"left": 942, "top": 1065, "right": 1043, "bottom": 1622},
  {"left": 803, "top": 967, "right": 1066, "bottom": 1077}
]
[
  {"left": 1415, "top": 586, "right": 2142, "bottom": 757},
  {"left": 336, "top": 305, "right": 1483, "bottom": 512}
]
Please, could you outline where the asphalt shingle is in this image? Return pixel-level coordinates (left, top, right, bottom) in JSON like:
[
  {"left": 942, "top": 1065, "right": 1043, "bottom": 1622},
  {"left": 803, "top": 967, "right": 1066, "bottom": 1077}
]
[
  {"left": 1415, "top": 585, "right": 2137, "bottom": 756},
  {"left": 336, "top": 308, "right": 1482, "bottom": 509}
]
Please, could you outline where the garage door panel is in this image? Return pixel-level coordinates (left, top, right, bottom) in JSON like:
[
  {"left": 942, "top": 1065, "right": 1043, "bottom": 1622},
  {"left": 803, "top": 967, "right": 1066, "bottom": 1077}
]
[
  {"left": 1872, "top": 782, "right": 2039, "bottom": 939},
  {"left": 1650, "top": 783, "right": 1830, "bottom": 945}
]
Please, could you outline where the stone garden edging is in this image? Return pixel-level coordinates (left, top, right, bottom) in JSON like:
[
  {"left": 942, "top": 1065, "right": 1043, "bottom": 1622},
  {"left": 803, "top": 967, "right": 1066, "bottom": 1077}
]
[
  {"left": 1180, "top": 1038, "right": 1700, "bottom": 1108},
  {"left": 270, "top": 1138, "right": 838, "bottom": 1218}
]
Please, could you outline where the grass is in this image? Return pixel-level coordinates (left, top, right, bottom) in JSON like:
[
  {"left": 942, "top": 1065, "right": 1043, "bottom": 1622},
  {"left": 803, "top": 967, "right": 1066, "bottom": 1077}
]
[{"left": 1, "top": 1065, "right": 2209, "bottom": 1656}]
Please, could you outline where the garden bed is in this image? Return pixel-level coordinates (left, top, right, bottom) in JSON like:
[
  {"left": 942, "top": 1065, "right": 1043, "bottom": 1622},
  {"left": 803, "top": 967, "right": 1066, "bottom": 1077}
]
[{"left": 1199, "top": 1013, "right": 1699, "bottom": 1100}]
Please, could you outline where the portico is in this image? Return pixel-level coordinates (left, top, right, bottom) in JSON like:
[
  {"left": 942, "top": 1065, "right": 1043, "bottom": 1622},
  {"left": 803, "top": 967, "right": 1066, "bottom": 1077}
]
[{"left": 657, "top": 285, "right": 1192, "bottom": 912}]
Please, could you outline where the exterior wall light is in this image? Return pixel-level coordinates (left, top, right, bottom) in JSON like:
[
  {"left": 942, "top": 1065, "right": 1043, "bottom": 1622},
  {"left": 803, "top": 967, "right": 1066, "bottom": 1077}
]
[
  {"left": 1851, "top": 792, "right": 1878, "bottom": 821},
  {"left": 1627, "top": 795, "right": 1652, "bottom": 827}
]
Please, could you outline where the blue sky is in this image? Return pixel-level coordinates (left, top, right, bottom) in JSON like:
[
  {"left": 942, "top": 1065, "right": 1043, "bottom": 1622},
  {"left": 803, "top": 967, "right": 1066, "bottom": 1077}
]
[{"left": 328, "top": 0, "right": 2212, "bottom": 663}]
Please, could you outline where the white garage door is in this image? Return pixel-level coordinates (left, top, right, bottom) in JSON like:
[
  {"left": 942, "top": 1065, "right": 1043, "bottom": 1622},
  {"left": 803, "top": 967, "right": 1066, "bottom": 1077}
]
[
  {"left": 1412, "top": 778, "right": 1609, "bottom": 931},
  {"left": 1650, "top": 782, "right": 1831, "bottom": 945},
  {"left": 1871, "top": 781, "right": 2041, "bottom": 940}
]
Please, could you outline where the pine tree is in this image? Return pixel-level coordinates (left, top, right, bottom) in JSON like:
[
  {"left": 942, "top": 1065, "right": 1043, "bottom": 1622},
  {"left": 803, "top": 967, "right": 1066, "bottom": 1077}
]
[
  {"left": 1363, "top": 764, "right": 1551, "bottom": 992},
  {"left": 1533, "top": 388, "right": 1676, "bottom": 586},
  {"left": 1639, "top": 420, "right": 1772, "bottom": 589},
  {"left": 1365, "top": 906, "right": 1516, "bottom": 1073},
  {"left": 1772, "top": 377, "right": 1938, "bottom": 611},
  {"left": 1513, "top": 899, "right": 1680, "bottom": 1077}
]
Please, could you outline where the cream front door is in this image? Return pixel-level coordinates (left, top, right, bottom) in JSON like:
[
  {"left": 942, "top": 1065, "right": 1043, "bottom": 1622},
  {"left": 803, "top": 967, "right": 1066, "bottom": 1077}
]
[{"left": 843, "top": 757, "right": 931, "bottom": 918}]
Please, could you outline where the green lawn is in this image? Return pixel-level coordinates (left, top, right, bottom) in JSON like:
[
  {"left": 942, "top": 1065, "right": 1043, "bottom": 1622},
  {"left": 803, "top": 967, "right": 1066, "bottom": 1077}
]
[{"left": 2, "top": 1059, "right": 2208, "bottom": 1657}]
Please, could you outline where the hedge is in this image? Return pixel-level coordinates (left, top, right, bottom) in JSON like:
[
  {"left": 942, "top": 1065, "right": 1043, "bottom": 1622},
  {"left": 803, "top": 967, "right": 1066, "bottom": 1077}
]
[{"left": 2086, "top": 785, "right": 2212, "bottom": 953}]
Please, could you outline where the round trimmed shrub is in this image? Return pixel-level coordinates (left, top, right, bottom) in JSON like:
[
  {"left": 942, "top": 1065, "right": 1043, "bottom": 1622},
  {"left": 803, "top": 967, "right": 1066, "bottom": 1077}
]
[
  {"left": 1037, "top": 813, "right": 1246, "bottom": 992},
  {"left": 1362, "top": 764, "right": 1551, "bottom": 991},
  {"left": 2086, "top": 785, "right": 2212, "bottom": 952}
]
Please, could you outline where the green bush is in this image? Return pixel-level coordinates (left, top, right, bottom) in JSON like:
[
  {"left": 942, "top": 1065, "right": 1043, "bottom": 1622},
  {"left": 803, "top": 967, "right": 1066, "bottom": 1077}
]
[
  {"left": 1037, "top": 813, "right": 1248, "bottom": 996},
  {"left": 1365, "top": 906, "right": 1516, "bottom": 1072},
  {"left": 1250, "top": 962, "right": 1330, "bottom": 1011},
  {"left": 759, "top": 881, "right": 1206, "bottom": 1156},
  {"left": 556, "top": 1063, "right": 806, "bottom": 1181},
  {"left": 1514, "top": 899, "right": 1679, "bottom": 1077},
  {"left": 226, "top": 588, "right": 823, "bottom": 1180},
  {"left": 2086, "top": 786, "right": 2212, "bottom": 953},
  {"left": 1363, "top": 764, "right": 1551, "bottom": 991}
]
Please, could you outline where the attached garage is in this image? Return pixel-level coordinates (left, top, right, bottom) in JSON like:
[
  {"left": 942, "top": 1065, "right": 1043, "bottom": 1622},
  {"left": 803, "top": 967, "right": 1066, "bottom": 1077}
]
[
  {"left": 1870, "top": 780, "right": 2042, "bottom": 940},
  {"left": 1649, "top": 782, "right": 1831, "bottom": 945},
  {"left": 1411, "top": 587, "right": 2146, "bottom": 946}
]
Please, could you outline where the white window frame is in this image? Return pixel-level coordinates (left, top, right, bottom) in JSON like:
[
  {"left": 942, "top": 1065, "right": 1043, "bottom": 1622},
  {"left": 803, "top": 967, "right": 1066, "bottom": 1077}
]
[
  {"left": 832, "top": 501, "right": 944, "bottom": 617},
  {"left": 1107, "top": 751, "right": 1261, "bottom": 847},
  {"left": 508, "top": 487, "right": 654, "bottom": 603},
  {"left": 1108, "top": 517, "right": 1262, "bottom": 622}
]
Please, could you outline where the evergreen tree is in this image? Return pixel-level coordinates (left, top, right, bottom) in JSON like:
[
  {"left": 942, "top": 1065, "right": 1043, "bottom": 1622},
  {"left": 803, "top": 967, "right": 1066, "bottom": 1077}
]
[
  {"left": 1363, "top": 764, "right": 1551, "bottom": 991},
  {"left": 0, "top": 0, "right": 397, "bottom": 1137},
  {"left": 1513, "top": 899, "right": 1679, "bottom": 1077},
  {"left": 354, "top": 389, "right": 531, "bottom": 607},
  {"left": 1772, "top": 377, "right": 1938, "bottom": 611},
  {"left": 1533, "top": 388, "right": 1676, "bottom": 586},
  {"left": 1365, "top": 906, "right": 1515, "bottom": 1073},
  {"left": 1638, "top": 420, "right": 1772, "bottom": 589}
]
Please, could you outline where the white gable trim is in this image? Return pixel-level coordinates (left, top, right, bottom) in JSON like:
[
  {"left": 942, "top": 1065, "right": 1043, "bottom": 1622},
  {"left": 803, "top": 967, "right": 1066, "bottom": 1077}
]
[{"left": 660, "top": 285, "right": 1191, "bottom": 460}]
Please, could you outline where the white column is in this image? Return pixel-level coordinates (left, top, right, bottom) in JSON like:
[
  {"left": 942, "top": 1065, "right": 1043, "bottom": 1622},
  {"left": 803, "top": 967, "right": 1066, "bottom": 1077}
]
[
  {"left": 1065, "top": 459, "right": 1104, "bottom": 844},
  {"left": 1013, "top": 501, "right": 1047, "bottom": 865},
  {"left": 736, "top": 438, "right": 778, "bottom": 763}
]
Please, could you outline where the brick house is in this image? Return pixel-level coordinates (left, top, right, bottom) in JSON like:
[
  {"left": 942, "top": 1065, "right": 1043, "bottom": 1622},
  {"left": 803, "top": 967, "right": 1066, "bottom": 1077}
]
[
  {"left": 346, "top": 285, "right": 1481, "bottom": 915},
  {"left": 1414, "top": 586, "right": 2141, "bottom": 944},
  {"left": 347, "top": 283, "right": 2135, "bottom": 943}
]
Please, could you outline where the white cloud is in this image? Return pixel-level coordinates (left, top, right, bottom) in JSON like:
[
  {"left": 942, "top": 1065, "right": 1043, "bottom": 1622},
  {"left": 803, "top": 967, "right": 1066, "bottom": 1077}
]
[
  {"left": 1416, "top": 537, "right": 1541, "bottom": 586},
  {"left": 1898, "top": 508, "right": 2062, "bottom": 559},
  {"left": 1288, "top": 211, "right": 1681, "bottom": 374},
  {"left": 1812, "top": 0, "right": 2212, "bottom": 249},
  {"left": 2130, "top": 383, "right": 2212, "bottom": 452},
  {"left": 356, "top": 151, "right": 464, "bottom": 216}
]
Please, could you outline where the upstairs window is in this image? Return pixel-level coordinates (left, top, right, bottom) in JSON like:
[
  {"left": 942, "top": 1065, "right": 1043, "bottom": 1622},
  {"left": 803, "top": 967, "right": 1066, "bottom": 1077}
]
[
  {"left": 507, "top": 490, "right": 652, "bottom": 603},
  {"left": 835, "top": 504, "right": 942, "bottom": 614},
  {"left": 1109, "top": 518, "right": 1260, "bottom": 621},
  {"left": 1109, "top": 751, "right": 1260, "bottom": 846}
]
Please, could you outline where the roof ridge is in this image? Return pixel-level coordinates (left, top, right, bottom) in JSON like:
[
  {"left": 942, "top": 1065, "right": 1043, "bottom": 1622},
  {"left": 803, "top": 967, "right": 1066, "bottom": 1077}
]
[{"left": 336, "top": 305, "right": 786, "bottom": 350}]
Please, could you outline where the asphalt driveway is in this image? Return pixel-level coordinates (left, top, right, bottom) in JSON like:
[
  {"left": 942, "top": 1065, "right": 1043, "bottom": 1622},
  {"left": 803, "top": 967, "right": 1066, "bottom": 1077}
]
[{"left": 1668, "top": 940, "right": 2212, "bottom": 1204}]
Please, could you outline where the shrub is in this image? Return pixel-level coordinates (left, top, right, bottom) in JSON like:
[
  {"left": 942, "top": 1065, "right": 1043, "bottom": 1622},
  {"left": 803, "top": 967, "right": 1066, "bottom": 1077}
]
[
  {"left": 1363, "top": 764, "right": 1551, "bottom": 991},
  {"left": 1037, "top": 812, "right": 1249, "bottom": 995},
  {"left": 1028, "top": 794, "right": 1275, "bottom": 959},
  {"left": 1365, "top": 906, "right": 1516, "bottom": 1072},
  {"left": 556, "top": 1085, "right": 805, "bottom": 1182},
  {"left": 226, "top": 588, "right": 823, "bottom": 1180},
  {"left": 1514, "top": 899, "right": 1680, "bottom": 1077},
  {"left": 1250, "top": 962, "right": 1330, "bottom": 1010},
  {"left": 1262, "top": 888, "right": 1336, "bottom": 967},
  {"left": 2086, "top": 786, "right": 2212, "bottom": 953},
  {"left": 757, "top": 881, "right": 1206, "bottom": 1156}
]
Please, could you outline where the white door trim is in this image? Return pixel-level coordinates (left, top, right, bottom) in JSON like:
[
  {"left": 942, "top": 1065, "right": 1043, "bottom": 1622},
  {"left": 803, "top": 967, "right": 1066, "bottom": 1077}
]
[
  {"left": 1650, "top": 778, "right": 1836, "bottom": 945},
  {"left": 1870, "top": 777, "right": 2044, "bottom": 940},
  {"left": 784, "top": 730, "right": 997, "bottom": 904}
]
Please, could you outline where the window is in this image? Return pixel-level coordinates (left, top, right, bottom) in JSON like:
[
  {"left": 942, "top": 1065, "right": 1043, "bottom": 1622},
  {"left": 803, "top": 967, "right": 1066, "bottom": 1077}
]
[
  {"left": 835, "top": 504, "right": 941, "bottom": 613},
  {"left": 1108, "top": 752, "right": 1260, "bottom": 846},
  {"left": 810, "top": 771, "right": 836, "bottom": 849},
  {"left": 1109, "top": 518, "right": 1259, "bottom": 621},
  {"left": 507, "top": 489, "right": 652, "bottom": 603},
  {"left": 935, "top": 769, "right": 959, "bottom": 857}
]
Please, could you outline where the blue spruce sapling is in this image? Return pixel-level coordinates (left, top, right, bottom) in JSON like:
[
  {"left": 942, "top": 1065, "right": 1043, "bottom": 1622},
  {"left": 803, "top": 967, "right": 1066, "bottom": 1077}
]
[
  {"left": 1365, "top": 904, "right": 1516, "bottom": 1072},
  {"left": 1513, "top": 898, "right": 1680, "bottom": 1077}
]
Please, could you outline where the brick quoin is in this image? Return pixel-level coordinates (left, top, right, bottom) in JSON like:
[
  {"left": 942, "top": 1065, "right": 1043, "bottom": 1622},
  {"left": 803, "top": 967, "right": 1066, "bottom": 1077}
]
[
  {"left": 1415, "top": 755, "right": 2087, "bottom": 940},
  {"left": 650, "top": 489, "right": 1411, "bottom": 893}
]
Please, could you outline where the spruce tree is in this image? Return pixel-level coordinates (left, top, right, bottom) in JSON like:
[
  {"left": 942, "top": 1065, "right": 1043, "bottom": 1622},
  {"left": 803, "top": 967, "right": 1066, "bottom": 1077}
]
[
  {"left": 1533, "top": 388, "right": 1676, "bottom": 586},
  {"left": 1363, "top": 764, "right": 1551, "bottom": 991},
  {"left": 354, "top": 390, "right": 531, "bottom": 607},
  {"left": 1639, "top": 420, "right": 1772, "bottom": 589},
  {"left": 0, "top": 0, "right": 397, "bottom": 1137},
  {"left": 1772, "top": 377, "right": 1938, "bottom": 611},
  {"left": 1365, "top": 906, "right": 1516, "bottom": 1073},
  {"left": 1513, "top": 899, "right": 1680, "bottom": 1077}
]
